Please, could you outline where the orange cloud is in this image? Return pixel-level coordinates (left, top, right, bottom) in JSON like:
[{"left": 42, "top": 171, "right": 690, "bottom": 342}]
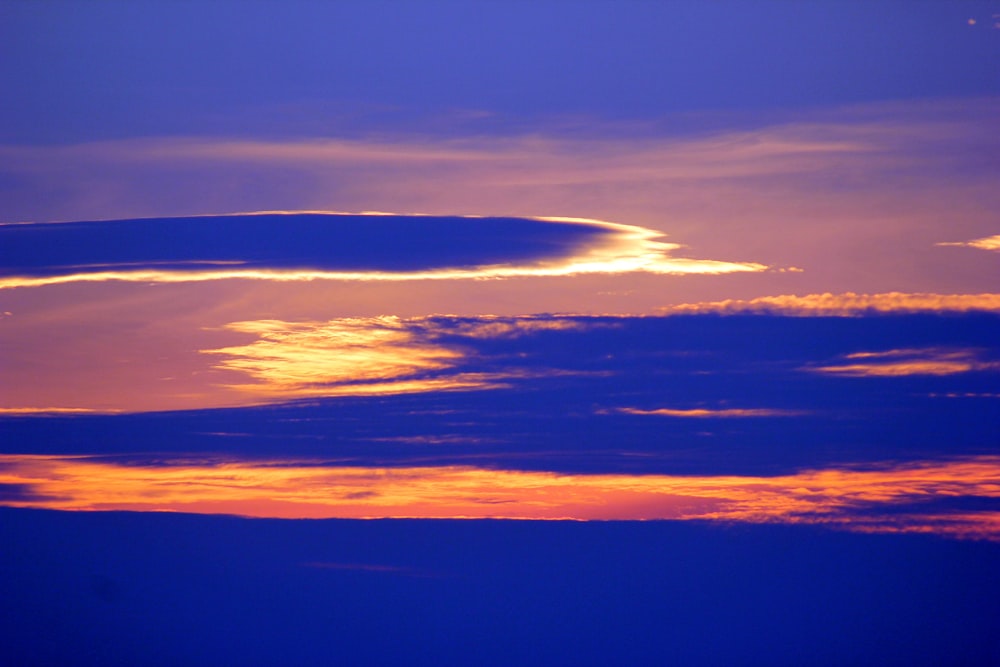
[
  {"left": 0, "top": 407, "right": 112, "bottom": 415},
  {"left": 809, "top": 348, "right": 1000, "bottom": 377},
  {"left": 199, "top": 315, "right": 607, "bottom": 401},
  {"left": 938, "top": 234, "right": 1000, "bottom": 252},
  {"left": 202, "top": 317, "right": 474, "bottom": 398},
  {"left": 1, "top": 454, "right": 998, "bottom": 540},
  {"left": 658, "top": 292, "right": 1000, "bottom": 316}
]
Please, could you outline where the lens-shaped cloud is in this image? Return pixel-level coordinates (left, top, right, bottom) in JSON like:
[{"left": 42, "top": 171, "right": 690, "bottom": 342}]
[
  {"left": 1, "top": 453, "right": 997, "bottom": 540},
  {"left": 0, "top": 212, "right": 765, "bottom": 289}
]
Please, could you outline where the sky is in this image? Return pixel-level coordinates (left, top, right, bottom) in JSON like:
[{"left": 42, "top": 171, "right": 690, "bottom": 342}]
[{"left": 2, "top": 1, "right": 1000, "bottom": 665}]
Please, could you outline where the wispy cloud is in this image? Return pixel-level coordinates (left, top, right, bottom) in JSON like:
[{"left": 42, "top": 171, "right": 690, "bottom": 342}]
[
  {"left": 200, "top": 315, "right": 607, "bottom": 400},
  {"left": 609, "top": 407, "right": 804, "bottom": 418},
  {"left": 808, "top": 347, "right": 1000, "bottom": 377},
  {"left": 938, "top": 234, "right": 1000, "bottom": 252},
  {"left": 658, "top": 292, "right": 1000, "bottom": 316},
  {"left": 2, "top": 454, "right": 998, "bottom": 540},
  {"left": 0, "top": 407, "right": 112, "bottom": 415}
]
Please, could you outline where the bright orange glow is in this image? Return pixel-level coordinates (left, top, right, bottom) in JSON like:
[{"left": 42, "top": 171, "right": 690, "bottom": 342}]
[
  {"left": 810, "top": 348, "right": 1000, "bottom": 377},
  {"left": 200, "top": 316, "right": 576, "bottom": 400},
  {"left": 0, "top": 407, "right": 113, "bottom": 415},
  {"left": 658, "top": 292, "right": 1000, "bottom": 316},
  {"left": 613, "top": 407, "right": 804, "bottom": 418},
  {"left": 200, "top": 315, "right": 612, "bottom": 400},
  {"left": 202, "top": 317, "right": 474, "bottom": 397},
  {"left": 1, "top": 454, "right": 998, "bottom": 540},
  {"left": 939, "top": 234, "right": 1000, "bottom": 252}
]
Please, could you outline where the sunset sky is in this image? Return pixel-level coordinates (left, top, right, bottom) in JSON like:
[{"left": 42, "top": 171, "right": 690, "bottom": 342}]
[{"left": 2, "top": 2, "right": 999, "bottom": 665}]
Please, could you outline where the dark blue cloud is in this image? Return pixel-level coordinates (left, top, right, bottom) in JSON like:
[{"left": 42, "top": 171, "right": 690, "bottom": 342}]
[
  {"left": 0, "top": 213, "right": 609, "bottom": 278},
  {"left": 4, "top": 312, "right": 997, "bottom": 475},
  {"left": 2, "top": 508, "right": 999, "bottom": 667}
]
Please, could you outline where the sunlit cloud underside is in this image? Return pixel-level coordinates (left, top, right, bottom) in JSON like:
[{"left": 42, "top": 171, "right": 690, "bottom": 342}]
[
  {"left": 0, "top": 212, "right": 765, "bottom": 290},
  {"left": 5, "top": 305, "right": 998, "bottom": 414},
  {"left": 1, "top": 454, "right": 998, "bottom": 541},
  {"left": 938, "top": 234, "right": 1000, "bottom": 252},
  {"left": 809, "top": 348, "right": 1000, "bottom": 377},
  {"left": 202, "top": 315, "right": 603, "bottom": 400},
  {"left": 202, "top": 314, "right": 1000, "bottom": 404}
]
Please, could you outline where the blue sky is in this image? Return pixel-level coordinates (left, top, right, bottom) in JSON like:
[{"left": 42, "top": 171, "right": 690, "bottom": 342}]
[
  {"left": 2, "top": 2, "right": 1000, "bottom": 665},
  {"left": 2, "top": 0, "right": 998, "bottom": 143}
]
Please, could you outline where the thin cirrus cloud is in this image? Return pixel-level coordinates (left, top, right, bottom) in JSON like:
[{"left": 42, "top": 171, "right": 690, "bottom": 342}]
[
  {"left": 610, "top": 407, "right": 805, "bottom": 418},
  {"left": 938, "top": 234, "right": 1000, "bottom": 252},
  {"left": 809, "top": 348, "right": 1000, "bottom": 377},
  {"left": 0, "top": 453, "right": 997, "bottom": 541},
  {"left": 658, "top": 292, "right": 1000, "bottom": 316},
  {"left": 0, "top": 212, "right": 765, "bottom": 290}
]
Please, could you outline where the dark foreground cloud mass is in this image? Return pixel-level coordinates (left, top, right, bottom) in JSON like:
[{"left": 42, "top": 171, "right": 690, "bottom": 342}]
[
  {"left": 0, "top": 213, "right": 607, "bottom": 277},
  {"left": 2, "top": 509, "right": 998, "bottom": 667}
]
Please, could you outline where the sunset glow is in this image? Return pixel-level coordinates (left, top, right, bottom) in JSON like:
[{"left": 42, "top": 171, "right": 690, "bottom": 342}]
[
  {"left": 4, "top": 3, "right": 999, "bottom": 663},
  {"left": 2, "top": 454, "right": 997, "bottom": 539}
]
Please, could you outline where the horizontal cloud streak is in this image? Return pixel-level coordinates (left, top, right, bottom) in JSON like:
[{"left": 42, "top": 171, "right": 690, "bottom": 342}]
[
  {"left": 809, "top": 348, "right": 1000, "bottom": 377},
  {"left": 938, "top": 234, "right": 1000, "bottom": 252},
  {"left": 0, "top": 212, "right": 765, "bottom": 290},
  {"left": 1, "top": 454, "right": 997, "bottom": 540},
  {"left": 658, "top": 292, "right": 1000, "bottom": 316},
  {"left": 2, "top": 98, "right": 996, "bottom": 303},
  {"left": 611, "top": 407, "right": 805, "bottom": 418}
]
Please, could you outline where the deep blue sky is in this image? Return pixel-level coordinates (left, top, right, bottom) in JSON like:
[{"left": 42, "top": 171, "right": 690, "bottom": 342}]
[{"left": 2, "top": 0, "right": 998, "bottom": 143}]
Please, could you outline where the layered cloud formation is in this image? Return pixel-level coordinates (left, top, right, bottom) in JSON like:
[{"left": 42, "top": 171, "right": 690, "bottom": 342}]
[
  {"left": 0, "top": 212, "right": 765, "bottom": 289},
  {"left": 2, "top": 453, "right": 997, "bottom": 540}
]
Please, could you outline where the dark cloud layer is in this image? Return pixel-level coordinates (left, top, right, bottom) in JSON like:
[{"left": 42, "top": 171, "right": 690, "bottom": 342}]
[
  {"left": 0, "top": 213, "right": 609, "bottom": 278},
  {"left": 4, "top": 313, "right": 997, "bottom": 476},
  {"left": 3, "top": 508, "right": 998, "bottom": 667}
]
